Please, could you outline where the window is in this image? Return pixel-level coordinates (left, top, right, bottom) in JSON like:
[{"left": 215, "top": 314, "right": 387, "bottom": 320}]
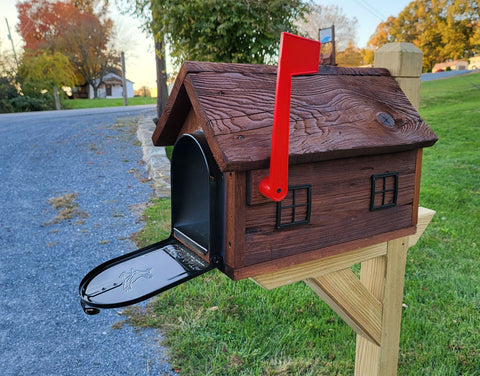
[
  {"left": 370, "top": 172, "right": 398, "bottom": 211},
  {"left": 276, "top": 185, "right": 312, "bottom": 229}
]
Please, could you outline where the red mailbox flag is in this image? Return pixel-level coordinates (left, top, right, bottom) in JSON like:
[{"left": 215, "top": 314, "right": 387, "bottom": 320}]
[{"left": 259, "top": 32, "right": 321, "bottom": 201}]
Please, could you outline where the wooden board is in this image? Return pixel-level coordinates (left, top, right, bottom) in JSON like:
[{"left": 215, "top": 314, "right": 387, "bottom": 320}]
[
  {"left": 241, "top": 151, "right": 417, "bottom": 268},
  {"left": 223, "top": 226, "right": 415, "bottom": 281},
  {"left": 223, "top": 171, "right": 246, "bottom": 269},
  {"left": 305, "top": 269, "right": 383, "bottom": 346},
  {"left": 250, "top": 241, "right": 387, "bottom": 290},
  {"left": 153, "top": 62, "right": 437, "bottom": 172}
]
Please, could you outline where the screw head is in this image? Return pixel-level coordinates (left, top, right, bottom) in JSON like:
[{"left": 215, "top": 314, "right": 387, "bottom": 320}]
[{"left": 377, "top": 112, "right": 395, "bottom": 127}]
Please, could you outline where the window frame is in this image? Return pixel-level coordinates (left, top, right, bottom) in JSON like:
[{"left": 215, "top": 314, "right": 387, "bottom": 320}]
[
  {"left": 370, "top": 172, "right": 399, "bottom": 211},
  {"left": 276, "top": 184, "right": 312, "bottom": 229}
]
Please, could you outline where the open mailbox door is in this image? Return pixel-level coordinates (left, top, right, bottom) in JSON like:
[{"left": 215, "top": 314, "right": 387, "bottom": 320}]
[
  {"left": 79, "top": 133, "right": 225, "bottom": 315},
  {"left": 79, "top": 238, "right": 218, "bottom": 315}
]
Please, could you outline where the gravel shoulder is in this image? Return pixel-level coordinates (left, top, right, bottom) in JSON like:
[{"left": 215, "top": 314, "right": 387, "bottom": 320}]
[{"left": 0, "top": 107, "right": 175, "bottom": 375}]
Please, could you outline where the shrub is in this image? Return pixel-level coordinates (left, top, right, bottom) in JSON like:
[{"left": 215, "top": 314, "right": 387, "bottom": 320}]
[
  {"left": 0, "top": 76, "right": 19, "bottom": 113},
  {"left": 9, "top": 93, "right": 55, "bottom": 112},
  {"left": 0, "top": 99, "right": 14, "bottom": 113}
]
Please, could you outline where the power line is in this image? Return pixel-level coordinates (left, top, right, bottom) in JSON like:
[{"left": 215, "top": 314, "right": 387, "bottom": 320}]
[{"left": 351, "top": 0, "right": 388, "bottom": 22}]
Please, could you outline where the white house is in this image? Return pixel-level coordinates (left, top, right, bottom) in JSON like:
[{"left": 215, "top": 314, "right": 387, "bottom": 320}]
[
  {"left": 89, "top": 72, "right": 134, "bottom": 99},
  {"left": 469, "top": 56, "right": 480, "bottom": 70},
  {"left": 72, "top": 72, "right": 135, "bottom": 99}
]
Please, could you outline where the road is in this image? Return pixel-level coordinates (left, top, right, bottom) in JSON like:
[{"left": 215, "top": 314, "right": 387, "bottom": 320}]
[
  {"left": 420, "top": 69, "right": 478, "bottom": 81},
  {"left": 0, "top": 106, "right": 176, "bottom": 375}
]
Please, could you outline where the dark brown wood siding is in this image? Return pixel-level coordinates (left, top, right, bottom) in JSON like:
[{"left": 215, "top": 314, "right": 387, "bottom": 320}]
[{"left": 240, "top": 150, "right": 417, "bottom": 267}]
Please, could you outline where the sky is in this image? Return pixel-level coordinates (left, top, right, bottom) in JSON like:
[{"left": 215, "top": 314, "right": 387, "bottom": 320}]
[
  {"left": 0, "top": 0, "right": 157, "bottom": 90},
  {"left": 1, "top": 0, "right": 412, "bottom": 90}
]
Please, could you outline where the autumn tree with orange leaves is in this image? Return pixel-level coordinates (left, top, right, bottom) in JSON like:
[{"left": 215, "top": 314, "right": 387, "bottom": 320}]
[
  {"left": 16, "top": 0, "right": 119, "bottom": 98},
  {"left": 364, "top": 0, "right": 480, "bottom": 71}
]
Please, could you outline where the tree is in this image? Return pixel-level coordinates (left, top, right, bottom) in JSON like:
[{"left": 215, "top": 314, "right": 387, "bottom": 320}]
[
  {"left": 17, "top": 0, "right": 119, "bottom": 98},
  {"left": 367, "top": 16, "right": 397, "bottom": 51},
  {"left": 135, "top": 86, "right": 151, "bottom": 97},
  {"left": 121, "top": 0, "right": 307, "bottom": 116},
  {"left": 150, "top": 0, "right": 308, "bottom": 65},
  {"left": 71, "top": 0, "right": 108, "bottom": 15},
  {"left": 54, "top": 11, "right": 120, "bottom": 98},
  {"left": 18, "top": 51, "right": 78, "bottom": 109},
  {"left": 361, "top": 16, "right": 397, "bottom": 65},
  {"left": 472, "top": 21, "right": 480, "bottom": 50},
  {"left": 17, "top": 0, "right": 75, "bottom": 51},
  {"left": 366, "top": 0, "right": 480, "bottom": 71},
  {"left": 296, "top": 4, "right": 358, "bottom": 52},
  {"left": 337, "top": 41, "right": 363, "bottom": 67},
  {"left": 116, "top": 0, "right": 169, "bottom": 114}
]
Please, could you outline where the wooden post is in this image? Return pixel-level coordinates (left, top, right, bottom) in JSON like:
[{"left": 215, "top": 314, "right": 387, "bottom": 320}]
[
  {"left": 251, "top": 208, "right": 435, "bottom": 376},
  {"left": 53, "top": 86, "right": 61, "bottom": 110},
  {"left": 155, "top": 38, "right": 169, "bottom": 118},
  {"left": 353, "top": 42, "right": 425, "bottom": 375},
  {"left": 354, "top": 238, "right": 409, "bottom": 375},
  {"left": 374, "top": 42, "right": 423, "bottom": 110},
  {"left": 121, "top": 51, "right": 128, "bottom": 107}
]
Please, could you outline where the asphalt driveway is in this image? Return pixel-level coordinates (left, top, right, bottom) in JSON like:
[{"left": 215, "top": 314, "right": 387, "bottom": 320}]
[{"left": 0, "top": 106, "right": 176, "bottom": 375}]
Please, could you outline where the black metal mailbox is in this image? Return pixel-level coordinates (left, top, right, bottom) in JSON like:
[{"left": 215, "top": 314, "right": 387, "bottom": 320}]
[{"left": 79, "top": 133, "right": 224, "bottom": 314}]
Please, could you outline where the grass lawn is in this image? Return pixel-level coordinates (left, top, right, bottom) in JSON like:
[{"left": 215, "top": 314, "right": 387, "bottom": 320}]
[
  {"left": 123, "top": 72, "right": 480, "bottom": 375},
  {"left": 62, "top": 96, "right": 156, "bottom": 109}
]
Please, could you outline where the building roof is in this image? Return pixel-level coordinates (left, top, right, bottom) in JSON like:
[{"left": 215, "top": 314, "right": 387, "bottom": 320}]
[
  {"left": 432, "top": 60, "right": 469, "bottom": 71},
  {"left": 92, "top": 72, "right": 134, "bottom": 86},
  {"left": 153, "top": 61, "right": 437, "bottom": 172}
]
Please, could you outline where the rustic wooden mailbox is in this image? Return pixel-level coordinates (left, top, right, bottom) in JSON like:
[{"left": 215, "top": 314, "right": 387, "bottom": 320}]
[
  {"left": 80, "top": 34, "right": 436, "bottom": 314},
  {"left": 151, "top": 46, "right": 437, "bottom": 281}
]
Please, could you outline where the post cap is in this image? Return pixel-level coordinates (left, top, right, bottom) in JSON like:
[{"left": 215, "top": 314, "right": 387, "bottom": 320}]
[{"left": 374, "top": 42, "right": 423, "bottom": 77}]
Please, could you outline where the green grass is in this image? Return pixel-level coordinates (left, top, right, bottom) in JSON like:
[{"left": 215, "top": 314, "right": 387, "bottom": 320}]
[
  {"left": 62, "top": 96, "right": 156, "bottom": 109},
  {"left": 123, "top": 72, "right": 480, "bottom": 375},
  {"left": 133, "top": 198, "right": 171, "bottom": 248}
]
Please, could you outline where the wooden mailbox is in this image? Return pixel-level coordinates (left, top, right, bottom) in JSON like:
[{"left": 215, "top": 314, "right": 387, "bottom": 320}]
[
  {"left": 152, "top": 61, "right": 437, "bottom": 281},
  {"left": 79, "top": 56, "right": 437, "bottom": 317}
]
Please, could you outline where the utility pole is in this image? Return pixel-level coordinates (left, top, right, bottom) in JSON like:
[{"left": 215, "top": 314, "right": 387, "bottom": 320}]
[
  {"left": 121, "top": 51, "right": 128, "bottom": 106},
  {"left": 5, "top": 17, "right": 19, "bottom": 70}
]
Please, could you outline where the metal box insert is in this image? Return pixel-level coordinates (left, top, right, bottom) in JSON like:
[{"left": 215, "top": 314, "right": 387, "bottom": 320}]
[{"left": 79, "top": 133, "right": 224, "bottom": 314}]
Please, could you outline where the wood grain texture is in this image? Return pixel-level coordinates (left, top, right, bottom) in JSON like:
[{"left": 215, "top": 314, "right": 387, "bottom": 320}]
[
  {"left": 305, "top": 269, "right": 383, "bottom": 346},
  {"left": 167, "top": 61, "right": 390, "bottom": 78},
  {"left": 152, "top": 77, "right": 191, "bottom": 146},
  {"left": 152, "top": 61, "right": 437, "bottom": 172},
  {"left": 226, "top": 226, "right": 415, "bottom": 280},
  {"left": 251, "top": 207, "right": 434, "bottom": 376},
  {"left": 355, "top": 256, "right": 387, "bottom": 375},
  {"left": 408, "top": 207, "right": 435, "bottom": 247},
  {"left": 377, "top": 237, "right": 410, "bottom": 375},
  {"left": 191, "top": 72, "right": 437, "bottom": 171},
  {"left": 250, "top": 206, "right": 433, "bottom": 286},
  {"left": 250, "top": 241, "right": 387, "bottom": 290},
  {"left": 242, "top": 151, "right": 417, "bottom": 267},
  {"left": 412, "top": 149, "right": 423, "bottom": 225},
  {"left": 178, "top": 108, "right": 202, "bottom": 136},
  {"left": 355, "top": 338, "right": 381, "bottom": 376},
  {"left": 223, "top": 171, "right": 247, "bottom": 270}
]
